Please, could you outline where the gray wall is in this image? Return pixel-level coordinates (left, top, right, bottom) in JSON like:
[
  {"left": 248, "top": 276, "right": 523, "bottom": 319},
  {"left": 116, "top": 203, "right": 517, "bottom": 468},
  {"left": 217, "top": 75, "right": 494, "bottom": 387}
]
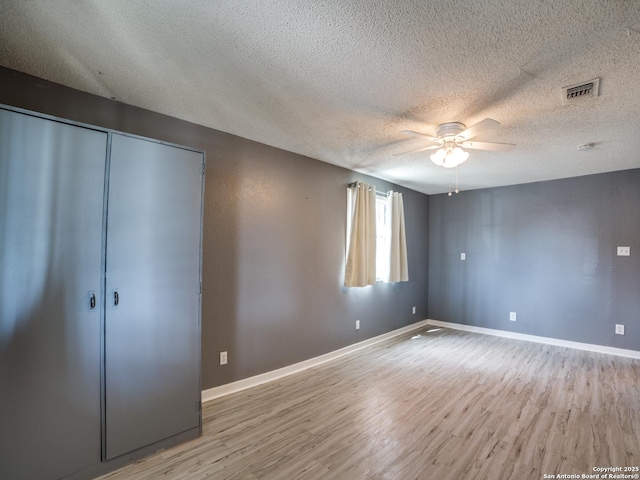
[
  {"left": 429, "top": 170, "right": 640, "bottom": 349},
  {"left": 0, "top": 67, "right": 429, "bottom": 389}
]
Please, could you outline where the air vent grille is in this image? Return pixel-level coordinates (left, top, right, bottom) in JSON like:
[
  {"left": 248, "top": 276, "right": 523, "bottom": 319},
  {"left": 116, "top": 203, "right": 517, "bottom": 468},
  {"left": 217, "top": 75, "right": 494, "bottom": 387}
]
[{"left": 561, "top": 78, "right": 600, "bottom": 106}]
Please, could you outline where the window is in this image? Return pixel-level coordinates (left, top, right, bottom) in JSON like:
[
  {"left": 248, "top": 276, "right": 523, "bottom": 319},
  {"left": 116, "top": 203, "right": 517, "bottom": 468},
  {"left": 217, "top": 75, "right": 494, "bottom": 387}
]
[
  {"left": 375, "top": 195, "right": 389, "bottom": 281},
  {"left": 345, "top": 183, "right": 408, "bottom": 286},
  {"left": 346, "top": 189, "right": 390, "bottom": 283}
]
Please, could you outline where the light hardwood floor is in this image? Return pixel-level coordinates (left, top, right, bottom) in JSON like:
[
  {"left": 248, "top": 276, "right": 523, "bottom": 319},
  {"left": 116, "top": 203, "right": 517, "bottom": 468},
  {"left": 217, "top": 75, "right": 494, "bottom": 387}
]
[{"left": 98, "top": 327, "right": 640, "bottom": 480}]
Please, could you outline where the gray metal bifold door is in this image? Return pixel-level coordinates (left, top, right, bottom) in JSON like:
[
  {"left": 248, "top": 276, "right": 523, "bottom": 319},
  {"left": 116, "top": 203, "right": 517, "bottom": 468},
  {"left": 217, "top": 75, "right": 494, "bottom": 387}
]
[
  {"left": 105, "top": 134, "right": 203, "bottom": 459},
  {"left": 0, "top": 109, "right": 106, "bottom": 479}
]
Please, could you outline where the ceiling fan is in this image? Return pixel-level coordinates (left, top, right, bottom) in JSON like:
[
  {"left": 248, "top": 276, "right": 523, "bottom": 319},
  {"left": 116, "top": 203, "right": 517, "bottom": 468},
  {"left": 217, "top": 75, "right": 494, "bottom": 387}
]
[{"left": 397, "top": 118, "right": 515, "bottom": 168}]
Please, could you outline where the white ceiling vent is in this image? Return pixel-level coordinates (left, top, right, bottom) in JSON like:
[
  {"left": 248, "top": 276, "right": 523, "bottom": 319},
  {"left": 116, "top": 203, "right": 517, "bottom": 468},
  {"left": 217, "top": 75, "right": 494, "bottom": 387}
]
[{"left": 561, "top": 78, "right": 600, "bottom": 106}]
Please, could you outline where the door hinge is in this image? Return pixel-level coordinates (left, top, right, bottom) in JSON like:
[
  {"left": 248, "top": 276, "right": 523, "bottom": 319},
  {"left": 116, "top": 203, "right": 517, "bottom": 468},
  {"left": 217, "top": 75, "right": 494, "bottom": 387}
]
[
  {"left": 197, "top": 282, "right": 202, "bottom": 294},
  {"left": 201, "top": 163, "right": 206, "bottom": 175}
]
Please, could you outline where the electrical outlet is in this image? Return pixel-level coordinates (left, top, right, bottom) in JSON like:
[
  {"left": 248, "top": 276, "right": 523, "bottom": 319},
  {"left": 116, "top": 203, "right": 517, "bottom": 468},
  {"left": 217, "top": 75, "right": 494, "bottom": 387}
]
[
  {"left": 412, "top": 306, "right": 416, "bottom": 314},
  {"left": 461, "top": 253, "right": 466, "bottom": 260},
  {"left": 509, "top": 312, "right": 517, "bottom": 322},
  {"left": 220, "top": 351, "right": 227, "bottom": 365},
  {"left": 355, "top": 320, "right": 360, "bottom": 330},
  {"left": 615, "top": 324, "right": 625, "bottom": 335},
  {"left": 617, "top": 246, "right": 631, "bottom": 256}
]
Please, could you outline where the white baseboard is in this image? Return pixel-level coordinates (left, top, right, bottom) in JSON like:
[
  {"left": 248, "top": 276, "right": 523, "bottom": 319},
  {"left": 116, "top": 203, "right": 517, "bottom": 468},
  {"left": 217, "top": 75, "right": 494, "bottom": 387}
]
[
  {"left": 427, "top": 319, "right": 640, "bottom": 359},
  {"left": 202, "top": 319, "right": 430, "bottom": 403}
]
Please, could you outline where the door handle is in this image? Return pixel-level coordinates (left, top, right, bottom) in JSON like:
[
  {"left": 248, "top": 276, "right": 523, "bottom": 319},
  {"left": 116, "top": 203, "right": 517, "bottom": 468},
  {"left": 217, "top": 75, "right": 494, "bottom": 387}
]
[
  {"left": 89, "top": 291, "right": 96, "bottom": 310},
  {"left": 113, "top": 289, "right": 119, "bottom": 308}
]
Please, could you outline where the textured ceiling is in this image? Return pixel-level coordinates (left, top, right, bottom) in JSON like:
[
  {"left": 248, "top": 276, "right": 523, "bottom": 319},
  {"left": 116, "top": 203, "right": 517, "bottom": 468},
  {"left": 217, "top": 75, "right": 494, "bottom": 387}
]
[{"left": 1, "top": 0, "right": 640, "bottom": 194}]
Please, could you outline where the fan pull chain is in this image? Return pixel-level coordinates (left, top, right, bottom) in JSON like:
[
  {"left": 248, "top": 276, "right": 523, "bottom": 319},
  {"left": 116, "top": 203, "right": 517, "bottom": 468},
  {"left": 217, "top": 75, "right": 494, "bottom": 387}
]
[
  {"left": 448, "top": 168, "right": 460, "bottom": 197},
  {"left": 455, "top": 167, "right": 459, "bottom": 194}
]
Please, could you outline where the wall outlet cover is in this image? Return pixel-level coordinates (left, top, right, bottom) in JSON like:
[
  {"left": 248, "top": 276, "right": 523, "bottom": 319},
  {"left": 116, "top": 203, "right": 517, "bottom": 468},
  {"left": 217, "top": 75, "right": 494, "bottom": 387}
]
[
  {"left": 220, "top": 351, "right": 228, "bottom": 365},
  {"left": 355, "top": 320, "right": 360, "bottom": 330},
  {"left": 461, "top": 253, "right": 466, "bottom": 260},
  {"left": 509, "top": 312, "right": 517, "bottom": 321},
  {"left": 617, "top": 246, "right": 631, "bottom": 256},
  {"left": 412, "top": 306, "right": 416, "bottom": 314},
  {"left": 615, "top": 324, "right": 625, "bottom": 335}
]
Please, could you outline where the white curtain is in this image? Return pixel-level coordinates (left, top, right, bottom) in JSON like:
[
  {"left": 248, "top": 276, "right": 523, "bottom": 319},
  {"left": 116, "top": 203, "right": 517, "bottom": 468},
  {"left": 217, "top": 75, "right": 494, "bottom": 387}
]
[
  {"left": 385, "top": 191, "right": 409, "bottom": 283},
  {"left": 344, "top": 182, "right": 377, "bottom": 287}
]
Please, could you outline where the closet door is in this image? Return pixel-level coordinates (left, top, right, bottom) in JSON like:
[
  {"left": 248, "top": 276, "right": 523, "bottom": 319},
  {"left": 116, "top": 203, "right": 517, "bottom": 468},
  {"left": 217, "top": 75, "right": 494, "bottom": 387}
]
[
  {"left": 0, "top": 109, "right": 106, "bottom": 479},
  {"left": 105, "top": 134, "right": 203, "bottom": 459}
]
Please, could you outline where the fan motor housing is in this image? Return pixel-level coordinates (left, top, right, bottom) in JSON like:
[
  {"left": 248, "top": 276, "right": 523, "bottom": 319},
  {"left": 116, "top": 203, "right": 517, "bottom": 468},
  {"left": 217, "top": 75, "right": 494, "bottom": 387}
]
[{"left": 435, "top": 122, "right": 466, "bottom": 139}]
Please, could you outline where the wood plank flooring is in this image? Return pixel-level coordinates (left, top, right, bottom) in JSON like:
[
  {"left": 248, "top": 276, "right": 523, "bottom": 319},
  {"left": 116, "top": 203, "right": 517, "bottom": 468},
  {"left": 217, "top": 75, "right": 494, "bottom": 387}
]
[{"left": 98, "top": 327, "right": 640, "bottom": 480}]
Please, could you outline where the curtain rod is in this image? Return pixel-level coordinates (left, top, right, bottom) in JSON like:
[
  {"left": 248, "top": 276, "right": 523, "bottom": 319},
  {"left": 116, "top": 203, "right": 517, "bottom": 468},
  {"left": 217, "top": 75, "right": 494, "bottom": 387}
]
[{"left": 348, "top": 182, "right": 393, "bottom": 196}]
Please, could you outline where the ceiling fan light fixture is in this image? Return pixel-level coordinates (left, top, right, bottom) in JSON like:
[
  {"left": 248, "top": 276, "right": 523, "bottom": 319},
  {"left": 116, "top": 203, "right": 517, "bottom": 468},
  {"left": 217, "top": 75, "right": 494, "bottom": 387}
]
[
  {"left": 430, "top": 147, "right": 447, "bottom": 166},
  {"left": 430, "top": 145, "right": 469, "bottom": 168}
]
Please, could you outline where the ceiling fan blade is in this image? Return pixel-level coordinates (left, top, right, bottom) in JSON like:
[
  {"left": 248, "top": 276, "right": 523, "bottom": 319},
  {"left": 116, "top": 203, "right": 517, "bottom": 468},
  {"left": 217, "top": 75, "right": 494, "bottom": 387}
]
[
  {"left": 401, "top": 130, "right": 441, "bottom": 144},
  {"left": 393, "top": 145, "right": 441, "bottom": 156},
  {"left": 458, "top": 118, "right": 500, "bottom": 141},
  {"left": 461, "top": 141, "right": 515, "bottom": 152}
]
